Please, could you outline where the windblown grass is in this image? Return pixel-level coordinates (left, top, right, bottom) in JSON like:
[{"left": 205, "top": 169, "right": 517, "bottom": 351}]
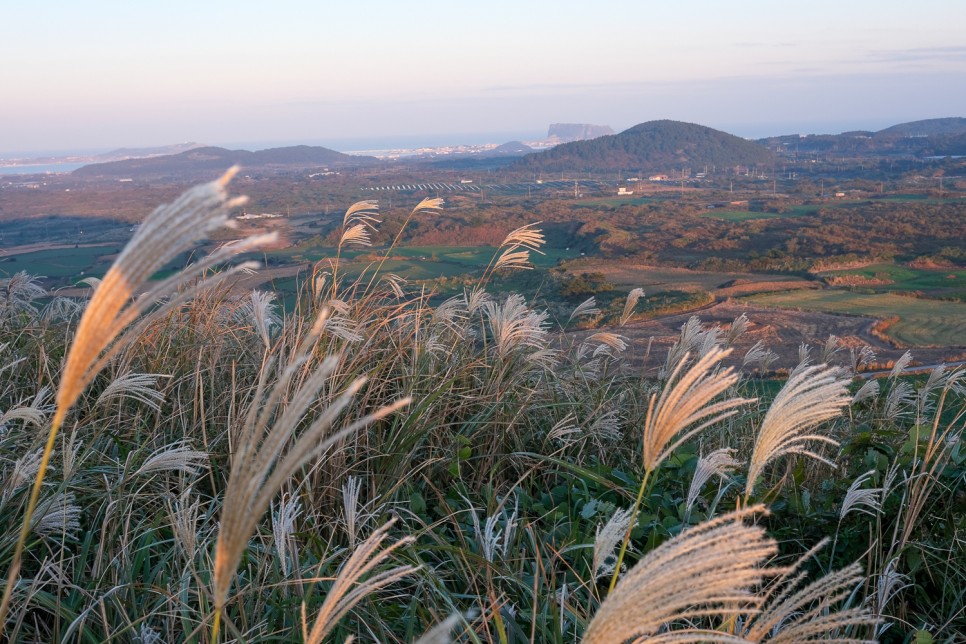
[{"left": 0, "top": 176, "right": 961, "bottom": 641}]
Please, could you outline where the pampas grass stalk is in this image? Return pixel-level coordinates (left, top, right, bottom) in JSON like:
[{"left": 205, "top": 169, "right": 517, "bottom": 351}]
[
  {"left": 0, "top": 167, "right": 272, "bottom": 633},
  {"left": 303, "top": 519, "right": 418, "bottom": 643},
  {"left": 210, "top": 313, "right": 410, "bottom": 639},
  {"left": 586, "top": 505, "right": 779, "bottom": 643},
  {"left": 608, "top": 347, "right": 754, "bottom": 593},
  {"left": 744, "top": 363, "right": 851, "bottom": 502}
]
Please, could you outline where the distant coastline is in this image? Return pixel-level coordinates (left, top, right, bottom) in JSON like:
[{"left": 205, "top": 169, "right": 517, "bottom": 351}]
[{"left": 0, "top": 162, "right": 88, "bottom": 175}]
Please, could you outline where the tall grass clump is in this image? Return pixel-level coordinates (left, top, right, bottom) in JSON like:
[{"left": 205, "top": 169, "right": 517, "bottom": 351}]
[
  {"left": 0, "top": 172, "right": 962, "bottom": 641},
  {"left": 0, "top": 167, "right": 275, "bottom": 630}
]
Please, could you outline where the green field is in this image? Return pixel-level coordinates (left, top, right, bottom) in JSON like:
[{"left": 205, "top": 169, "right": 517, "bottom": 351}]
[
  {"left": 0, "top": 245, "right": 119, "bottom": 281},
  {"left": 749, "top": 289, "right": 966, "bottom": 347},
  {"left": 821, "top": 262, "right": 966, "bottom": 298},
  {"left": 701, "top": 210, "right": 784, "bottom": 221},
  {"left": 701, "top": 203, "right": 831, "bottom": 221},
  {"left": 574, "top": 196, "right": 656, "bottom": 208},
  {"left": 269, "top": 244, "right": 578, "bottom": 273}
]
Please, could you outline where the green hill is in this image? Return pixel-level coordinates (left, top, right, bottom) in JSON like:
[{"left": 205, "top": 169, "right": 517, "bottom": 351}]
[
  {"left": 875, "top": 117, "right": 966, "bottom": 137},
  {"left": 513, "top": 120, "right": 775, "bottom": 173},
  {"left": 73, "top": 145, "right": 379, "bottom": 179}
]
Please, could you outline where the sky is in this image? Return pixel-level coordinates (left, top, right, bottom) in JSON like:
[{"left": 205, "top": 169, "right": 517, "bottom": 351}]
[{"left": 2, "top": 0, "right": 965, "bottom": 156}]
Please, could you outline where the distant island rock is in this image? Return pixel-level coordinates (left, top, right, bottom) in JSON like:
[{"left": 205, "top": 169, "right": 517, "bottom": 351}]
[
  {"left": 546, "top": 123, "right": 615, "bottom": 143},
  {"left": 515, "top": 120, "right": 774, "bottom": 172},
  {"left": 73, "top": 145, "right": 380, "bottom": 179}
]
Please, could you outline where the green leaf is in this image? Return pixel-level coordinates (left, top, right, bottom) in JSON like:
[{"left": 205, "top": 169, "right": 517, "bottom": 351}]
[{"left": 913, "top": 629, "right": 934, "bottom": 644}]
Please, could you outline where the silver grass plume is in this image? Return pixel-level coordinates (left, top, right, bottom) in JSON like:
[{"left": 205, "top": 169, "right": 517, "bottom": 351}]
[
  {"left": 587, "top": 408, "right": 623, "bottom": 446},
  {"left": 820, "top": 335, "right": 843, "bottom": 363},
  {"left": 839, "top": 470, "right": 882, "bottom": 520},
  {"left": 870, "top": 558, "right": 908, "bottom": 639},
  {"left": 569, "top": 296, "right": 600, "bottom": 323},
  {"left": 0, "top": 271, "right": 47, "bottom": 323},
  {"left": 851, "top": 379, "right": 880, "bottom": 405},
  {"left": 32, "top": 492, "right": 81, "bottom": 539},
  {"left": 662, "top": 316, "right": 706, "bottom": 378},
  {"left": 467, "top": 497, "right": 519, "bottom": 563},
  {"left": 95, "top": 372, "right": 168, "bottom": 412},
  {"left": 685, "top": 447, "right": 740, "bottom": 520},
  {"left": 883, "top": 381, "right": 914, "bottom": 420},
  {"left": 167, "top": 488, "right": 203, "bottom": 563},
  {"left": 464, "top": 287, "right": 491, "bottom": 315},
  {"left": 412, "top": 612, "right": 465, "bottom": 644},
  {"left": 850, "top": 345, "right": 876, "bottom": 374},
  {"left": 248, "top": 290, "right": 280, "bottom": 349},
  {"left": 134, "top": 441, "right": 208, "bottom": 478},
  {"left": 726, "top": 313, "right": 750, "bottom": 345},
  {"left": 620, "top": 288, "right": 645, "bottom": 327},
  {"left": 642, "top": 347, "right": 753, "bottom": 473},
  {"left": 41, "top": 296, "right": 82, "bottom": 323},
  {"left": 745, "top": 363, "right": 851, "bottom": 499},
  {"left": 339, "top": 201, "right": 380, "bottom": 248},
  {"left": 482, "top": 294, "right": 549, "bottom": 360},
  {"left": 487, "top": 223, "right": 545, "bottom": 275},
  {"left": 0, "top": 393, "right": 52, "bottom": 432},
  {"left": 380, "top": 273, "right": 407, "bottom": 299},
  {"left": 581, "top": 332, "right": 628, "bottom": 360},
  {"left": 744, "top": 341, "right": 778, "bottom": 373},
  {"left": 799, "top": 342, "right": 812, "bottom": 365},
  {"left": 546, "top": 413, "right": 580, "bottom": 445},
  {"left": 303, "top": 519, "right": 418, "bottom": 644},
  {"left": 342, "top": 475, "right": 376, "bottom": 548},
  {"left": 271, "top": 494, "right": 302, "bottom": 577},
  {"left": 738, "top": 549, "right": 876, "bottom": 643},
  {"left": 55, "top": 167, "right": 273, "bottom": 422},
  {"left": 889, "top": 351, "right": 913, "bottom": 379},
  {"left": 3, "top": 449, "right": 43, "bottom": 496},
  {"left": 134, "top": 624, "right": 163, "bottom": 644},
  {"left": 593, "top": 507, "right": 634, "bottom": 580},
  {"left": 585, "top": 505, "right": 780, "bottom": 643}
]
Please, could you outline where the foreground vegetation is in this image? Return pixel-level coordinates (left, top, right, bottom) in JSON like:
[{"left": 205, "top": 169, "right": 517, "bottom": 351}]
[{"left": 0, "top": 174, "right": 963, "bottom": 642}]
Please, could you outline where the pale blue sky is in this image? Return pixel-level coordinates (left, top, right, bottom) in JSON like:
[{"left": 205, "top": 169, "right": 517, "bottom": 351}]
[{"left": 2, "top": 0, "right": 964, "bottom": 154}]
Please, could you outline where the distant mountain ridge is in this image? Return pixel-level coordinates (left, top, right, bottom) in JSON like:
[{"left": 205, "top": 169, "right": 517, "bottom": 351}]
[
  {"left": 73, "top": 145, "right": 380, "bottom": 178},
  {"left": 514, "top": 120, "right": 775, "bottom": 172},
  {"left": 759, "top": 117, "right": 966, "bottom": 157},
  {"left": 875, "top": 117, "right": 966, "bottom": 137},
  {"left": 95, "top": 142, "right": 206, "bottom": 162}
]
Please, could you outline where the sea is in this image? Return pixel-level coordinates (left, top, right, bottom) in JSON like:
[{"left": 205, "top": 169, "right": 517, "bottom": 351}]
[{"left": 0, "top": 162, "right": 88, "bottom": 175}]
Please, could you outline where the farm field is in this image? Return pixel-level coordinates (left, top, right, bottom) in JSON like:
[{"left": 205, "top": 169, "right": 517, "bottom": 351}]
[
  {"left": 820, "top": 262, "right": 966, "bottom": 298},
  {"left": 565, "top": 260, "right": 812, "bottom": 294},
  {"left": 748, "top": 289, "right": 966, "bottom": 347},
  {"left": 0, "top": 244, "right": 119, "bottom": 281}
]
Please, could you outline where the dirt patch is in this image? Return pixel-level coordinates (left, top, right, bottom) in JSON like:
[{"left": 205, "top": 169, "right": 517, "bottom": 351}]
[
  {"left": 564, "top": 300, "right": 966, "bottom": 375},
  {"left": 824, "top": 275, "right": 893, "bottom": 287},
  {"left": 716, "top": 280, "right": 818, "bottom": 297}
]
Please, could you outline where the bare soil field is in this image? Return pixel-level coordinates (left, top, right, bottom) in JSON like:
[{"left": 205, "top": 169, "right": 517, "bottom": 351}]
[
  {"left": 566, "top": 300, "right": 966, "bottom": 374},
  {"left": 568, "top": 261, "right": 813, "bottom": 294}
]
